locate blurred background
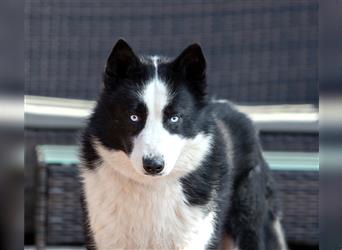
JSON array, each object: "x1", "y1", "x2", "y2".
[{"x1": 22, "y1": 0, "x2": 322, "y2": 249}]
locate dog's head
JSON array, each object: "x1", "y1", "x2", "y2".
[{"x1": 87, "y1": 39, "x2": 212, "y2": 181}]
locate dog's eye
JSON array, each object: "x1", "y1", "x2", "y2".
[
  {"x1": 170, "y1": 116, "x2": 179, "y2": 123},
  {"x1": 130, "y1": 114, "x2": 139, "y2": 122}
]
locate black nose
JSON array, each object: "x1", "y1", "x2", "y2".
[{"x1": 143, "y1": 157, "x2": 164, "y2": 175}]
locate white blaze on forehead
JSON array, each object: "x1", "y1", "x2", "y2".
[
  {"x1": 151, "y1": 55, "x2": 159, "y2": 69},
  {"x1": 141, "y1": 57, "x2": 169, "y2": 120}
]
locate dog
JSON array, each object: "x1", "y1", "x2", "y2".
[{"x1": 80, "y1": 39, "x2": 288, "y2": 250}]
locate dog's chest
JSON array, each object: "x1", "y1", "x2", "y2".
[{"x1": 82, "y1": 166, "x2": 215, "y2": 250}]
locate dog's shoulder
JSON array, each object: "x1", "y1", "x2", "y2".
[{"x1": 208, "y1": 99, "x2": 264, "y2": 180}]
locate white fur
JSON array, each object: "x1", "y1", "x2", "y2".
[
  {"x1": 211, "y1": 99, "x2": 229, "y2": 104},
  {"x1": 215, "y1": 118, "x2": 234, "y2": 168},
  {"x1": 274, "y1": 217, "x2": 287, "y2": 250},
  {"x1": 185, "y1": 211, "x2": 216, "y2": 250},
  {"x1": 169, "y1": 133, "x2": 212, "y2": 178},
  {"x1": 81, "y1": 148, "x2": 216, "y2": 249}
]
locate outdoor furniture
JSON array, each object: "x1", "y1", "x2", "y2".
[
  {"x1": 35, "y1": 146, "x2": 84, "y2": 249},
  {"x1": 35, "y1": 145, "x2": 318, "y2": 247}
]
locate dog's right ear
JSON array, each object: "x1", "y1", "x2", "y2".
[{"x1": 104, "y1": 39, "x2": 141, "y2": 84}]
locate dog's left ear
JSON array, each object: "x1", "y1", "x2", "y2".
[
  {"x1": 172, "y1": 44, "x2": 206, "y2": 99},
  {"x1": 172, "y1": 43, "x2": 206, "y2": 82}
]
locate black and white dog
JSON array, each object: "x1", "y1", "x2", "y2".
[{"x1": 80, "y1": 39, "x2": 287, "y2": 250}]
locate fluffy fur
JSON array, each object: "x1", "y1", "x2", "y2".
[{"x1": 80, "y1": 39, "x2": 287, "y2": 250}]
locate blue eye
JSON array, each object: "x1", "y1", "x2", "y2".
[
  {"x1": 130, "y1": 114, "x2": 139, "y2": 122},
  {"x1": 170, "y1": 116, "x2": 179, "y2": 123}
]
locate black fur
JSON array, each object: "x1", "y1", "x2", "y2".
[{"x1": 80, "y1": 39, "x2": 286, "y2": 250}]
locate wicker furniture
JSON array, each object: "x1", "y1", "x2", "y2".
[
  {"x1": 35, "y1": 146, "x2": 83, "y2": 248},
  {"x1": 274, "y1": 171, "x2": 318, "y2": 244},
  {"x1": 35, "y1": 146, "x2": 318, "y2": 247},
  {"x1": 36, "y1": 163, "x2": 84, "y2": 248}
]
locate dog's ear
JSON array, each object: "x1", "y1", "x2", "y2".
[
  {"x1": 172, "y1": 43, "x2": 206, "y2": 83},
  {"x1": 172, "y1": 44, "x2": 206, "y2": 100},
  {"x1": 104, "y1": 39, "x2": 141, "y2": 81}
]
